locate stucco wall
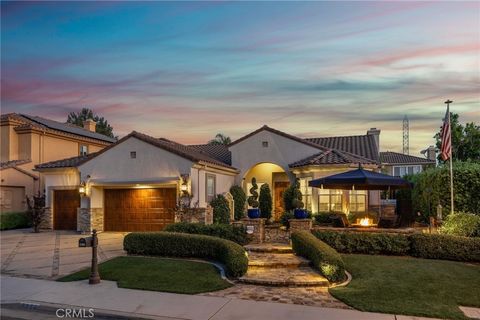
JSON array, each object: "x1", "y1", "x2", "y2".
[
  {"x1": 42, "y1": 169, "x2": 80, "y2": 207},
  {"x1": 78, "y1": 137, "x2": 194, "y2": 183},
  {"x1": 190, "y1": 166, "x2": 235, "y2": 208},
  {"x1": 0, "y1": 168, "x2": 37, "y2": 212},
  {"x1": 229, "y1": 130, "x2": 321, "y2": 184}
]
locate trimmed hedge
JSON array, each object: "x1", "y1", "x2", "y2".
[
  {"x1": 0, "y1": 212, "x2": 31, "y2": 230},
  {"x1": 124, "y1": 232, "x2": 248, "y2": 277},
  {"x1": 312, "y1": 230, "x2": 410, "y2": 255},
  {"x1": 440, "y1": 212, "x2": 480, "y2": 237},
  {"x1": 164, "y1": 222, "x2": 248, "y2": 245},
  {"x1": 409, "y1": 234, "x2": 480, "y2": 262},
  {"x1": 312, "y1": 229, "x2": 480, "y2": 262},
  {"x1": 291, "y1": 230, "x2": 346, "y2": 283}
]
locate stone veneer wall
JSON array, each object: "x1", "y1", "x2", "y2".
[
  {"x1": 77, "y1": 208, "x2": 104, "y2": 233},
  {"x1": 265, "y1": 225, "x2": 290, "y2": 243},
  {"x1": 289, "y1": 219, "x2": 313, "y2": 235},
  {"x1": 40, "y1": 207, "x2": 53, "y2": 229},
  {"x1": 174, "y1": 206, "x2": 213, "y2": 225},
  {"x1": 233, "y1": 218, "x2": 266, "y2": 244}
]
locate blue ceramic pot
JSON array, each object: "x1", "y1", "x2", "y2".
[
  {"x1": 248, "y1": 208, "x2": 261, "y2": 219},
  {"x1": 294, "y1": 209, "x2": 308, "y2": 219}
]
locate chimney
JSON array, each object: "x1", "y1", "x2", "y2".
[
  {"x1": 83, "y1": 119, "x2": 96, "y2": 132},
  {"x1": 367, "y1": 128, "x2": 381, "y2": 154},
  {"x1": 426, "y1": 145, "x2": 436, "y2": 161}
]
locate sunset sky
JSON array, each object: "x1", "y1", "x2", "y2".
[{"x1": 2, "y1": 1, "x2": 479, "y2": 155}]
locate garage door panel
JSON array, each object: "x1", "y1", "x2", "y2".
[
  {"x1": 54, "y1": 190, "x2": 80, "y2": 230},
  {"x1": 104, "y1": 188, "x2": 176, "y2": 232}
]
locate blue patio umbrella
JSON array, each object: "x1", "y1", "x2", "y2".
[{"x1": 308, "y1": 167, "x2": 411, "y2": 190}]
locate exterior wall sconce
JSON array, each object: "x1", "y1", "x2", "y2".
[
  {"x1": 79, "y1": 181, "x2": 87, "y2": 196},
  {"x1": 180, "y1": 174, "x2": 190, "y2": 196}
]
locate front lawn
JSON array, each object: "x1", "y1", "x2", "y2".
[
  {"x1": 330, "y1": 254, "x2": 480, "y2": 320},
  {"x1": 58, "y1": 256, "x2": 232, "y2": 294}
]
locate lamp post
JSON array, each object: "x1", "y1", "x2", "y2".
[{"x1": 89, "y1": 229, "x2": 101, "y2": 284}]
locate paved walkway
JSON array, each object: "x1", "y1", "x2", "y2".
[
  {"x1": 1, "y1": 275, "x2": 431, "y2": 320},
  {"x1": 1, "y1": 229, "x2": 125, "y2": 279}
]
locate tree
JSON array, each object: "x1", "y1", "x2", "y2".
[
  {"x1": 208, "y1": 133, "x2": 231, "y2": 145},
  {"x1": 434, "y1": 113, "x2": 480, "y2": 162},
  {"x1": 210, "y1": 194, "x2": 230, "y2": 224},
  {"x1": 259, "y1": 183, "x2": 272, "y2": 220},
  {"x1": 67, "y1": 108, "x2": 115, "y2": 138},
  {"x1": 26, "y1": 194, "x2": 47, "y2": 233}
]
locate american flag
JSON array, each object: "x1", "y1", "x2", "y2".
[{"x1": 440, "y1": 104, "x2": 451, "y2": 161}]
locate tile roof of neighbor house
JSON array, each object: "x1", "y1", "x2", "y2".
[
  {"x1": 188, "y1": 144, "x2": 232, "y2": 165},
  {"x1": 35, "y1": 131, "x2": 238, "y2": 171},
  {"x1": 305, "y1": 135, "x2": 380, "y2": 162},
  {"x1": 1, "y1": 113, "x2": 116, "y2": 143},
  {"x1": 380, "y1": 151, "x2": 435, "y2": 165},
  {"x1": 0, "y1": 159, "x2": 31, "y2": 170},
  {"x1": 289, "y1": 149, "x2": 377, "y2": 168}
]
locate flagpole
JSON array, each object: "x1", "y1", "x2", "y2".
[{"x1": 445, "y1": 100, "x2": 454, "y2": 215}]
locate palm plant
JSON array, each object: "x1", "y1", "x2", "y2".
[{"x1": 208, "y1": 133, "x2": 231, "y2": 145}]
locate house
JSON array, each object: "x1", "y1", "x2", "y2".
[
  {"x1": 380, "y1": 149, "x2": 436, "y2": 177},
  {"x1": 0, "y1": 113, "x2": 115, "y2": 213},
  {"x1": 35, "y1": 125, "x2": 388, "y2": 232}
]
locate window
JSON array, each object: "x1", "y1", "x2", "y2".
[
  {"x1": 299, "y1": 177, "x2": 312, "y2": 211},
  {"x1": 79, "y1": 145, "x2": 88, "y2": 156},
  {"x1": 130, "y1": 151, "x2": 137, "y2": 159},
  {"x1": 393, "y1": 165, "x2": 421, "y2": 177},
  {"x1": 206, "y1": 174, "x2": 216, "y2": 203},
  {"x1": 349, "y1": 190, "x2": 367, "y2": 213},
  {"x1": 262, "y1": 141, "x2": 269, "y2": 147},
  {"x1": 318, "y1": 189, "x2": 343, "y2": 212}
]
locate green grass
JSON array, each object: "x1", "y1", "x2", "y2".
[
  {"x1": 58, "y1": 256, "x2": 232, "y2": 294},
  {"x1": 330, "y1": 254, "x2": 480, "y2": 320},
  {"x1": 0, "y1": 212, "x2": 30, "y2": 230}
]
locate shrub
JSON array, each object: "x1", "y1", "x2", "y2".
[
  {"x1": 230, "y1": 185, "x2": 246, "y2": 220},
  {"x1": 312, "y1": 230, "x2": 410, "y2": 255},
  {"x1": 26, "y1": 194, "x2": 47, "y2": 233},
  {"x1": 409, "y1": 233, "x2": 480, "y2": 262},
  {"x1": 259, "y1": 184, "x2": 272, "y2": 220},
  {"x1": 164, "y1": 222, "x2": 248, "y2": 245},
  {"x1": 0, "y1": 212, "x2": 31, "y2": 230},
  {"x1": 210, "y1": 194, "x2": 230, "y2": 224},
  {"x1": 439, "y1": 212, "x2": 480, "y2": 237},
  {"x1": 292, "y1": 178, "x2": 304, "y2": 209},
  {"x1": 314, "y1": 212, "x2": 332, "y2": 224},
  {"x1": 291, "y1": 230, "x2": 346, "y2": 282},
  {"x1": 124, "y1": 232, "x2": 248, "y2": 277},
  {"x1": 280, "y1": 211, "x2": 312, "y2": 228},
  {"x1": 282, "y1": 183, "x2": 296, "y2": 212}
]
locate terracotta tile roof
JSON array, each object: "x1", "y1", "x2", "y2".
[
  {"x1": 289, "y1": 149, "x2": 377, "y2": 168},
  {"x1": 35, "y1": 131, "x2": 238, "y2": 171},
  {"x1": 380, "y1": 151, "x2": 435, "y2": 165},
  {"x1": 188, "y1": 144, "x2": 232, "y2": 165},
  {"x1": 305, "y1": 135, "x2": 379, "y2": 163},
  {"x1": 0, "y1": 159, "x2": 31, "y2": 170},
  {"x1": 1, "y1": 113, "x2": 116, "y2": 143},
  {"x1": 229, "y1": 125, "x2": 330, "y2": 152},
  {"x1": 35, "y1": 154, "x2": 98, "y2": 169}
]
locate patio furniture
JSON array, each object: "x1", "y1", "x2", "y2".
[
  {"x1": 331, "y1": 213, "x2": 350, "y2": 228},
  {"x1": 378, "y1": 216, "x2": 398, "y2": 228}
]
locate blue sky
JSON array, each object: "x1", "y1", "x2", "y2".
[{"x1": 2, "y1": 1, "x2": 479, "y2": 154}]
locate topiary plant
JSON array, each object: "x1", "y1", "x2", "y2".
[
  {"x1": 259, "y1": 183, "x2": 272, "y2": 220},
  {"x1": 283, "y1": 183, "x2": 296, "y2": 212},
  {"x1": 248, "y1": 177, "x2": 259, "y2": 208},
  {"x1": 292, "y1": 178, "x2": 304, "y2": 209},
  {"x1": 230, "y1": 185, "x2": 247, "y2": 220}
]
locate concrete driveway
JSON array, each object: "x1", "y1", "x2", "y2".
[{"x1": 1, "y1": 229, "x2": 126, "y2": 279}]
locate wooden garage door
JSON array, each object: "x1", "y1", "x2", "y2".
[
  {"x1": 54, "y1": 190, "x2": 80, "y2": 230},
  {"x1": 104, "y1": 188, "x2": 176, "y2": 232}
]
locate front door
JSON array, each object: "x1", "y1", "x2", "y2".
[
  {"x1": 54, "y1": 190, "x2": 80, "y2": 230},
  {"x1": 274, "y1": 181, "x2": 290, "y2": 221}
]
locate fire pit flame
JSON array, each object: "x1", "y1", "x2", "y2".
[{"x1": 359, "y1": 217, "x2": 373, "y2": 226}]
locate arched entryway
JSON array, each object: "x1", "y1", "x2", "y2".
[{"x1": 242, "y1": 162, "x2": 290, "y2": 221}]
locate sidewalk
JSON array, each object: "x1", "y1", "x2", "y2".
[{"x1": 1, "y1": 275, "x2": 434, "y2": 320}]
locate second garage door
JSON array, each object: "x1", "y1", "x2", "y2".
[{"x1": 104, "y1": 188, "x2": 176, "y2": 232}]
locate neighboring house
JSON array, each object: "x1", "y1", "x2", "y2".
[
  {"x1": 35, "y1": 125, "x2": 386, "y2": 232},
  {"x1": 380, "y1": 149, "x2": 436, "y2": 177},
  {"x1": 0, "y1": 113, "x2": 115, "y2": 213}
]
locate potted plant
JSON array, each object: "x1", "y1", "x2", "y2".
[
  {"x1": 292, "y1": 179, "x2": 307, "y2": 219},
  {"x1": 247, "y1": 177, "x2": 261, "y2": 218}
]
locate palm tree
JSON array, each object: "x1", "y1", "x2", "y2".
[{"x1": 208, "y1": 133, "x2": 231, "y2": 145}]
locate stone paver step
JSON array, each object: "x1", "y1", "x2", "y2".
[
  {"x1": 247, "y1": 253, "x2": 310, "y2": 268},
  {"x1": 244, "y1": 243, "x2": 293, "y2": 254},
  {"x1": 239, "y1": 267, "x2": 329, "y2": 287}
]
